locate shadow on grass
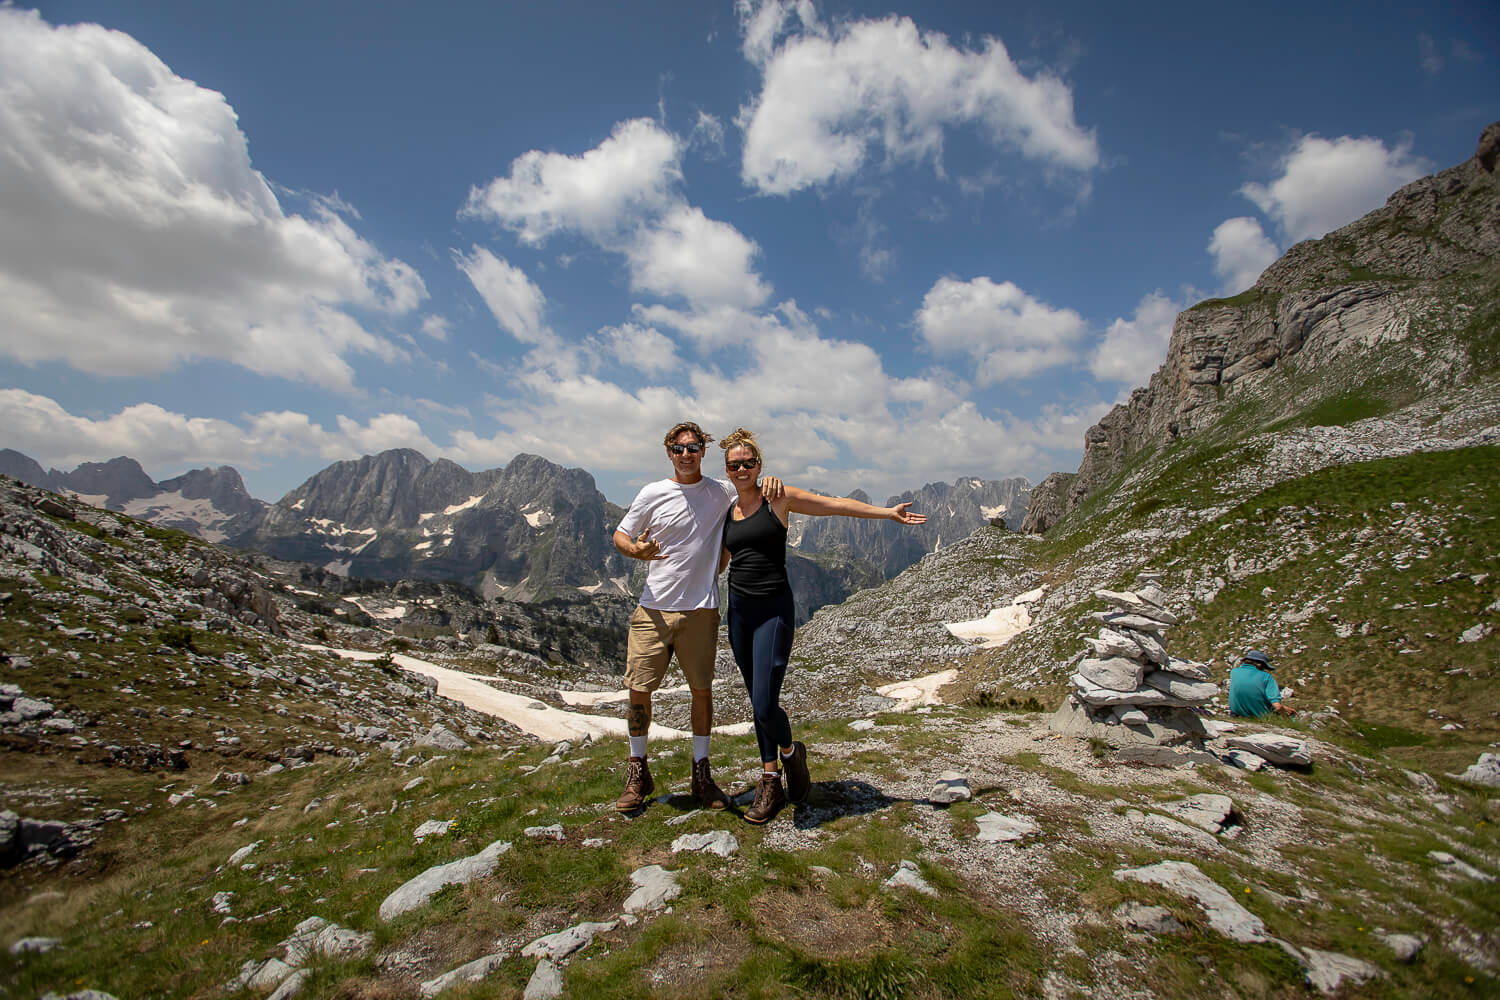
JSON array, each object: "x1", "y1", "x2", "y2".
[{"x1": 790, "y1": 778, "x2": 915, "y2": 830}]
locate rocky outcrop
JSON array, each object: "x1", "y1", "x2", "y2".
[
  {"x1": 1019, "y1": 472, "x2": 1076, "y2": 534},
  {"x1": 1028, "y1": 121, "x2": 1500, "y2": 532}
]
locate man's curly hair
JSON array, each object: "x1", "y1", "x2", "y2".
[{"x1": 663, "y1": 421, "x2": 713, "y2": 447}]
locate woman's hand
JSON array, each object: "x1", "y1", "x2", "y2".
[{"x1": 890, "y1": 502, "x2": 927, "y2": 525}]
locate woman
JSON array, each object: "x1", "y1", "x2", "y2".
[{"x1": 718, "y1": 428, "x2": 927, "y2": 824}]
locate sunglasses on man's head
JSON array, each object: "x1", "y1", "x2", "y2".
[
  {"x1": 726, "y1": 458, "x2": 760, "y2": 471},
  {"x1": 669, "y1": 442, "x2": 705, "y2": 455}
]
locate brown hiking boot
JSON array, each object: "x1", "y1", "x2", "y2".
[
  {"x1": 615, "y1": 756, "x2": 654, "y2": 813},
  {"x1": 743, "y1": 770, "x2": 785, "y2": 825},
  {"x1": 782, "y1": 741, "x2": 810, "y2": 803},
  {"x1": 691, "y1": 757, "x2": 728, "y2": 810}
]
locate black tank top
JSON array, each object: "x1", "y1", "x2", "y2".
[{"x1": 722, "y1": 500, "x2": 790, "y2": 597}]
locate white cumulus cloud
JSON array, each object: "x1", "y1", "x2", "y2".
[
  {"x1": 915, "y1": 276, "x2": 1087, "y2": 384},
  {"x1": 0, "y1": 9, "x2": 424, "y2": 391},
  {"x1": 1207, "y1": 217, "x2": 1280, "y2": 295},
  {"x1": 456, "y1": 248, "x2": 548, "y2": 345},
  {"x1": 465, "y1": 117, "x2": 770, "y2": 316},
  {"x1": 1240, "y1": 133, "x2": 1432, "y2": 244},
  {"x1": 1090, "y1": 291, "x2": 1182, "y2": 385},
  {"x1": 736, "y1": 2, "x2": 1098, "y2": 195},
  {"x1": 0, "y1": 388, "x2": 442, "y2": 478},
  {"x1": 463, "y1": 117, "x2": 681, "y2": 244}
]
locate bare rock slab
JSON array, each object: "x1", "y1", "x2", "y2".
[
  {"x1": 522, "y1": 920, "x2": 616, "y2": 961},
  {"x1": 1225, "y1": 733, "x2": 1311, "y2": 766},
  {"x1": 928, "y1": 771, "x2": 971, "y2": 804},
  {"x1": 379, "y1": 839, "x2": 512, "y2": 921},
  {"x1": 420, "y1": 952, "x2": 509, "y2": 998},
  {"x1": 623, "y1": 864, "x2": 681, "y2": 913},
  {"x1": 1300, "y1": 947, "x2": 1382, "y2": 994},
  {"x1": 524, "y1": 959, "x2": 563, "y2": 1000},
  {"x1": 1159, "y1": 793, "x2": 1235, "y2": 834},
  {"x1": 1115, "y1": 860, "x2": 1269, "y2": 943},
  {"x1": 885, "y1": 859, "x2": 938, "y2": 896},
  {"x1": 671, "y1": 830, "x2": 738, "y2": 857},
  {"x1": 1449, "y1": 752, "x2": 1500, "y2": 788},
  {"x1": 975, "y1": 812, "x2": 1038, "y2": 843}
]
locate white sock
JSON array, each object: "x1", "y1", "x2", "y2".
[
  {"x1": 629, "y1": 735, "x2": 647, "y2": 759},
  {"x1": 693, "y1": 734, "x2": 709, "y2": 762},
  {"x1": 779, "y1": 745, "x2": 795, "y2": 758}
]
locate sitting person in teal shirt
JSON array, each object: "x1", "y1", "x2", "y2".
[{"x1": 1228, "y1": 649, "x2": 1296, "y2": 718}]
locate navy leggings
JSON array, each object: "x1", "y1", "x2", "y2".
[{"x1": 726, "y1": 588, "x2": 796, "y2": 763}]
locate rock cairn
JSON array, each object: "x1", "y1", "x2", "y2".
[{"x1": 1051, "y1": 577, "x2": 1217, "y2": 744}]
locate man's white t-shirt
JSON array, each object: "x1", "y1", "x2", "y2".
[{"x1": 616, "y1": 477, "x2": 736, "y2": 611}]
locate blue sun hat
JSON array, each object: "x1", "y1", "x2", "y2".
[{"x1": 1241, "y1": 649, "x2": 1272, "y2": 669}]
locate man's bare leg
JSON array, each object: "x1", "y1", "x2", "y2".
[{"x1": 616, "y1": 689, "x2": 655, "y2": 813}]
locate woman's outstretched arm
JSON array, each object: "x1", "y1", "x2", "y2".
[{"x1": 783, "y1": 485, "x2": 927, "y2": 524}]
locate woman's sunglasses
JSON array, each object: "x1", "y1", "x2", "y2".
[{"x1": 726, "y1": 458, "x2": 760, "y2": 471}]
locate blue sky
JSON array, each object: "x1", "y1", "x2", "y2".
[{"x1": 1, "y1": 0, "x2": 1495, "y2": 506}]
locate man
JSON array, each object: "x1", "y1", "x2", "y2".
[
  {"x1": 612, "y1": 421, "x2": 781, "y2": 813},
  {"x1": 1228, "y1": 649, "x2": 1296, "y2": 718}
]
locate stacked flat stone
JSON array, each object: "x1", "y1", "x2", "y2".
[{"x1": 1065, "y1": 581, "x2": 1217, "y2": 727}]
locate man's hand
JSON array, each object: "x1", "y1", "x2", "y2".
[
  {"x1": 761, "y1": 475, "x2": 784, "y2": 501},
  {"x1": 632, "y1": 527, "x2": 664, "y2": 561}
]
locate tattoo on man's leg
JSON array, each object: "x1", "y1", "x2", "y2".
[{"x1": 628, "y1": 702, "x2": 648, "y2": 737}]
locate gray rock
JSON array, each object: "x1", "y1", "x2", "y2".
[
  {"x1": 521, "y1": 920, "x2": 616, "y2": 960},
  {"x1": 12, "y1": 697, "x2": 53, "y2": 720},
  {"x1": 420, "y1": 952, "x2": 509, "y2": 997},
  {"x1": 10, "y1": 936, "x2": 61, "y2": 955},
  {"x1": 524, "y1": 824, "x2": 565, "y2": 841},
  {"x1": 227, "y1": 841, "x2": 259, "y2": 866},
  {"x1": 622, "y1": 864, "x2": 681, "y2": 914},
  {"x1": 412, "y1": 819, "x2": 453, "y2": 842},
  {"x1": 1091, "y1": 612, "x2": 1170, "y2": 634},
  {"x1": 975, "y1": 812, "x2": 1038, "y2": 842},
  {"x1": 1083, "y1": 628, "x2": 1144, "y2": 659},
  {"x1": 1114, "y1": 901, "x2": 1184, "y2": 935},
  {"x1": 1164, "y1": 655, "x2": 1214, "y2": 681},
  {"x1": 1159, "y1": 794, "x2": 1235, "y2": 834},
  {"x1": 885, "y1": 859, "x2": 937, "y2": 896},
  {"x1": 415, "y1": 724, "x2": 469, "y2": 751},
  {"x1": 1078, "y1": 656, "x2": 1145, "y2": 692},
  {"x1": 0, "y1": 810, "x2": 19, "y2": 862},
  {"x1": 1142, "y1": 670, "x2": 1217, "y2": 703},
  {"x1": 1219, "y1": 748, "x2": 1267, "y2": 771},
  {"x1": 1449, "y1": 752, "x2": 1500, "y2": 788},
  {"x1": 524, "y1": 959, "x2": 564, "y2": 1000},
  {"x1": 1127, "y1": 628, "x2": 1170, "y2": 665},
  {"x1": 1225, "y1": 733, "x2": 1311, "y2": 766},
  {"x1": 1049, "y1": 698, "x2": 1209, "y2": 746},
  {"x1": 1379, "y1": 933, "x2": 1423, "y2": 962},
  {"x1": 354, "y1": 725, "x2": 389, "y2": 741},
  {"x1": 1113, "y1": 707, "x2": 1150, "y2": 726},
  {"x1": 1115, "y1": 860, "x2": 1269, "y2": 943},
  {"x1": 39, "y1": 993, "x2": 118, "y2": 1000},
  {"x1": 379, "y1": 839, "x2": 512, "y2": 921},
  {"x1": 1300, "y1": 947, "x2": 1382, "y2": 994},
  {"x1": 266, "y1": 969, "x2": 309, "y2": 1000},
  {"x1": 1428, "y1": 850, "x2": 1495, "y2": 882},
  {"x1": 1069, "y1": 677, "x2": 1193, "y2": 708},
  {"x1": 1095, "y1": 589, "x2": 1180, "y2": 624},
  {"x1": 670, "y1": 831, "x2": 738, "y2": 857},
  {"x1": 1132, "y1": 811, "x2": 1221, "y2": 850},
  {"x1": 928, "y1": 770, "x2": 972, "y2": 804}
]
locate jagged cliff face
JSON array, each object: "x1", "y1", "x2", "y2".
[
  {"x1": 1032, "y1": 123, "x2": 1500, "y2": 530},
  {"x1": 239, "y1": 450, "x2": 629, "y2": 600}
]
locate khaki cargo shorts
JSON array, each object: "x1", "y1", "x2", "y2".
[{"x1": 624, "y1": 606, "x2": 719, "y2": 692}]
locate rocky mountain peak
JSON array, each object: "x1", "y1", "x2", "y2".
[
  {"x1": 55, "y1": 456, "x2": 158, "y2": 504},
  {"x1": 1026, "y1": 121, "x2": 1500, "y2": 533}
]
